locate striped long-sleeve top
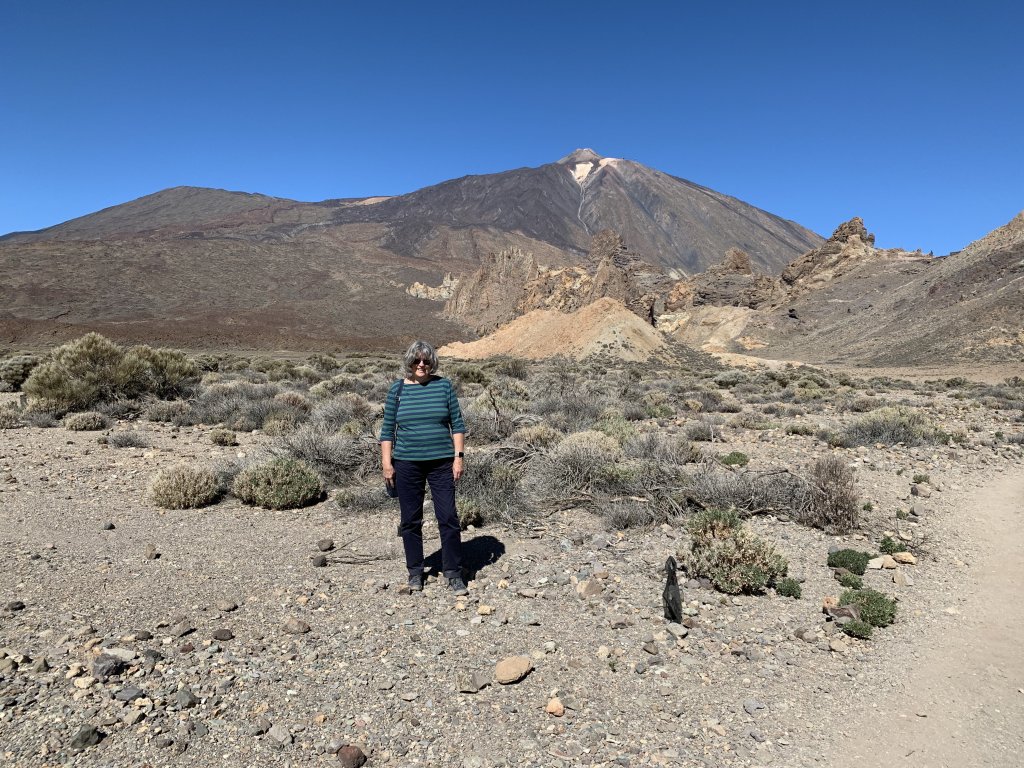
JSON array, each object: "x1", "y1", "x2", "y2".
[{"x1": 379, "y1": 376, "x2": 466, "y2": 461}]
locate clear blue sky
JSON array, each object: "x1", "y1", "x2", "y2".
[{"x1": 2, "y1": 1, "x2": 1021, "y2": 254}]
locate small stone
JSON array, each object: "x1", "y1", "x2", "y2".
[
  {"x1": 283, "y1": 618, "x2": 311, "y2": 634},
  {"x1": 893, "y1": 551, "x2": 917, "y2": 565},
  {"x1": 252, "y1": 716, "x2": 272, "y2": 735},
  {"x1": 154, "y1": 735, "x2": 175, "y2": 749},
  {"x1": 103, "y1": 647, "x2": 136, "y2": 662},
  {"x1": 910, "y1": 484, "x2": 932, "y2": 498},
  {"x1": 317, "y1": 538, "x2": 335, "y2": 552},
  {"x1": 212, "y1": 628, "x2": 234, "y2": 641},
  {"x1": 576, "y1": 579, "x2": 603, "y2": 598},
  {"x1": 216, "y1": 600, "x2": 238, "y2": 612},
  {"x1": 495, "y1": 656, "x2": 533, "y2": 684},
  {"x1": 666, "y1": 623, "x2": 689, "y2": 639},
  {"x1": 880, "y1": 555, "x2": 898, "y2": 569},
  {"x1": 115, "y1": 686, "x2": 144, "y2": 702},
  {"x1": 747, "y1": 728, "x2": 767, "y2": 743},
  {"x1": 73, "y1": 675, "x2": 96, "y2": 689},
  {"x1": 546, "y1": 697, "x2": 565, "y2": 717},
  {"x1": 866, "y1": 556, "x2": 885, "y2": 570},
  {"x1": 101, "y1": 522, "x2": 115, "y2": 530},
  {"x1": 893, "y1": 570, "x2": 909, "y2": 587},
  {"x1": 92, "y1": 654, "x2": 128, "y2": 681},
  {"x1": 477, "y1": 604, "x2": 494, "y2": 616},
  {"x1": 267, "y1": 723, "x2": 292, "y2": 745},
  {"x1": 69, "y1": 725, "x2": 104, "y2": 751},
  {"x1": 173, "y1": 687, "x2": 200, "y2": 709},
  {"x1": 170, "y1": 621, "x2": 195, "y2": 638},
  {"x1": 144, "y1": 543, "x2": 160, "y2": 560},
  {"x1": 336, "y1": 744, "x2": 368, "y2": 768},
  {"x1": 311, "y1": 554, "x2": 328, "y2": 568},
  {"x1": 743, "y1": 699, "x2": 766, "y2": 716},
  {"x1": 6, "y1": 600, "x2": 25, "y2": 612},
  {"x1": 829, "y1": 638, "x2": 848, "y2": 653},
  {"x1": 400, "y1": 691, "x2": 418, "y2": 702}
]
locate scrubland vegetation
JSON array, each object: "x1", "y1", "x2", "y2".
[{"x1": 4, "y1": 333, "x2": 1024, "y2": 641}]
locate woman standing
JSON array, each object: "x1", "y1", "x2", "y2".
[{"x1": 380, "y1": 341, "x2": 468, "y2": 595}]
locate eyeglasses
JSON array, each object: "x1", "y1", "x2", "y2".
[{"x1": 414, "y1": 359, "x2": 431, "y2": 368}]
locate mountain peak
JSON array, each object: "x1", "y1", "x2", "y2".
[{"x1": 558, "y1": 148, "x2": 604, "y2": 165}]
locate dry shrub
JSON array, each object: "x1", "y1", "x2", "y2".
[
  {"x1": 210, "y1": 428, "x2": 238, "y2": 446},
  {"x1": 839, "y1": 406, "x2": 937, "y2": 447},
  {"x1": 145, "y1": 399, "x2": 189, "y2": 423},
  {"x1": 63, "y1": 411, "x2": 110, "y2": 431},
  {"x1": 107, "y1": 431, "x2": 151, "y2": 448},
  {"x1": 0, "y1": 409, "x2": 23, "y2": 429},
  {"x1": 0, "y1": 354, "x2": 39, "y2": 389},
  {"x1": 510, "y1": 423, "x2": 562, "y2": 451},
  {"x1": 274, "y1": 390, "x2": 312, "y2": 411},
  {"x1": 279, "y1": 423, "x2": 379, "y2": 485},
  {"x1": 150, "y1": 464, "x2": 221, "y2": 509},
  {"x1": 680, "y1": 508, "x2": 788, "y2": 594},
  {"x1": 799, "y1": 455, "x2": 859, "y2": 532},
  {"x1": 623, "y1": 432, "x2": 701, "y2": 465},
  {"x1": 528, "y1": 430, "x2": 622, "y2": 502},
  {"x1": 232, "y1": 457, "x2": 323, "y2": 509},
  {"x1": 456, "y1": 450, "x2": 530, "y2": 526}
]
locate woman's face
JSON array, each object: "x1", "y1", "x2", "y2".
[{"x1": 411, "y1": 356, "x2": 433, "y2": 381}]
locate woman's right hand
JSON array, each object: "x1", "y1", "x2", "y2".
[{"x1": 383, "y1": 461, "x2": 395, "y2": 483}]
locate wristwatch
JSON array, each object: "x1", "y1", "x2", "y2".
[{"x1": 456, "y1": 451, "x2": 465, "y2": 458}]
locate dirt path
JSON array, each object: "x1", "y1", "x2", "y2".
[{"x1": 832, "y1": 470, "x2": 1024, "y2": 767}]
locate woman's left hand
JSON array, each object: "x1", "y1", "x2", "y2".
[{"x1": 452, "y1": 456, "x2": 463, "y2": 481}]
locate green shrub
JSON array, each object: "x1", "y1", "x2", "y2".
[
  {"x1": 306, "y1": 353, "x2": 339, "y2": 373},
  {"x1": 841, "y1": 619, "x2": 873, "y2": 639},
  {"x1": 150, "y1": 464, "x2": 221, "y2": 509},
  {"x1": 879, "y1": 535, "x2": 901, "y2": 555},
  {"x1": 827, "y1": 549, "x2": 872, "y2": 575},
  {"x1": 63, "y1": 411, "x2": 110, "y2": 431},
  {"x1": 912, "y1": 474, "x2": 930, "y2": 485},
  {"x1": 775, "y1": 577, "x2": 802, "y2": 599},
  {"x1": 0, "y1": 354, "x2": 39, "y2": 389},
  {"x1": 22, "y1": 334, "x2": 198, "y2": 413},
  {"x1": 719, "y1": 451, "x2": 749, "y2": 467},
  {"x1": 232, "y1": 458, "x2": 323, "y2": 509},
  {"x1": 685, "y1": 421, "x2": 719, "y2": 442},
  {"x1": 210, "y1": 428, "x2": 238, "y2": 446},
  {"x1": 840, "y1": 588, "x2": 897, "y2": 627},
  {"x1": 680, "y1": 509, "x2": 788, "y2": 594},
  {"x1": 836, "y1": 572, "x2": 864, "y2": 589}
]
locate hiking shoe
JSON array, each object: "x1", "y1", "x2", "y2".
[
  {"x1": 448, "y1": 576, "x2": 469, "y2": 596},
  {"x1": 408, "y1": 574, "x2": 424, "y2": 592}
]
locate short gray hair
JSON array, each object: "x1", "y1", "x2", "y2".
[{"x1": 402, "y1": 340, "x2": 439, "y2": 378}]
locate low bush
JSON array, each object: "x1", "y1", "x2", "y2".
[
  {"x1": 841, "y1": 619, "x2": 874, "y2": 639},
  {"x1": 827, "y1": 549, "x2": 872, "y2": 575},
  {"x1": 775, "y1": 577, "x2": 802, "y2": 599},
  {"x1": 22, "y1": 410, "x2": 57, "y2": 428},
  {"x1": 838, "y1": 406, "x2": 938, "y2": 447},
  {"x1": 685, "y1": 421, "x2": 720, "y2": 442},
  {"x1": 210, "y1": 428, "x2": 238, "y2": 446},
  {"x1": 145, "y1": 400, "x2": 189, "y2": 423},
  {"x1": 279, "y1": 423, "x2": 379, "y2": 485},
  {"x1": 493, "y1": 356, "x2": 530, "y2": 380},
  {"x1": 680, "y1": 509, "x2": 788, "y2": 594},
  {"x1": 107, "y1": 431, "x2": 150, "y2": 448},
  {"x1": 879, "y1": 535, "x2": 901, "y2": 555},
  {"x1": 798, "y1": 455, "x2": 859, "y2": 532},
  {"x1": 456, "y1": 450, "x2": 529, "y2": 526},
  {"x1": 232, "y1": 457, "x2": 323, "y2": 509},
  {"x1": 150, "y1": 464, "x2": 221, "y2": 509},
  {"x1": 63, "y1": 411, "x2": 110, "y2": 431},
  {"x1": 719, "y1": 451, "x2": 749, "y2": 467},
  {"x1": 836, "y1": 571, "x2": 864, "y2": 589},
  {"x1": 0, "y1": 354, "x2": 39, "y2": 389},
  {"x1": 785, "y1": 423, "x2": 816, "y2": 436},
  {"x1": 840, "y1": 588, "x2": 897, "y2": 627},
  {"x1": 0, "y1": 409, "x2": 23, "y2": 429},
  {"x1": 22, "y1": 334, "x2": 199, "y2": 413}
]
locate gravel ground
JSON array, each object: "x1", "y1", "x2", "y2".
[{"x1": 1, "y1": 392, "x2": 1023, "y2": 768}]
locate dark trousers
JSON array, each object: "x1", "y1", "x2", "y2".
[{"x1": 393, "y1": 458, "x2": 463, "y2": 579}]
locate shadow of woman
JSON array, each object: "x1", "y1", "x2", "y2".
[{"x1": 424, "y1": 534, "x2": 506, "y2": 579}]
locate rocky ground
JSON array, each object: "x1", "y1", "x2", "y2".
[{"x1": 1, "y1": 389, "x2": 1023, "y2": 767}]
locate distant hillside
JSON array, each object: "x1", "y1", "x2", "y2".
[{"x1": 0, "y1": 150, "x2": 823, "y2": 350}]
